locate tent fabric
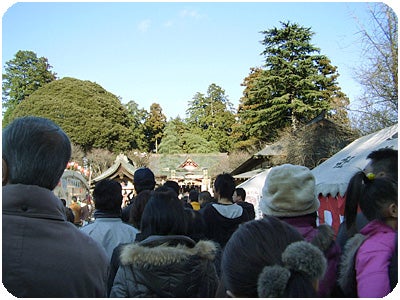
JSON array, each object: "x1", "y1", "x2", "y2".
[
  {"x1": 311, "y1": 124, "x2": 398, "y2": 198},
  {"x1": 236, "y1": 124, "x2": 398, "y2": 226},
  {"x1": 317, "y1": 194, "x2": 346, "y2": 234},
  {"x1": 237, "y1": 169, "x2": 271, "y2": 219}
]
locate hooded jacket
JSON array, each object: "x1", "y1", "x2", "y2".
[
  {"x1": 2, "y1": 184, "x2": 109, "y2": 297},
  {"x1": 200, "y1": 203, "x2": 249, "y2": 248},
  {"x1": 338, "y1": 220, "x2": 396, "y2": 297},
  {"x1": 110, "y1": 235, "x2": 218, "y2": 297}
]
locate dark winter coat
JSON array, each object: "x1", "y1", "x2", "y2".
[
  {"x1": 110, "y1": 235, "x2": 219, "y2": 297},
  {"x1": 2, "y1": 184, "x2": 109, "y2": 297}
]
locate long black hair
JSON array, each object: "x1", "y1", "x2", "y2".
[
  {"x1": 345, "y1": 171, "x2": 398, "y2": 231},
  {"x1": 140, "y1": 187, "x2": 187, "y2": 239}
]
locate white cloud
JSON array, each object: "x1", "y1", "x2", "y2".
[
  {"x1": 163, "y1": 20, "x2": 174, "y2": 28},
  {"x1": 180, "y1": 9, "x2": 205, "y2": 19},
  {"x1": 138, "y1": 19, "x2": 151, "y2": 32}
]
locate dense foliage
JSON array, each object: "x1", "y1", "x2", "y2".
[
  {"x1": 10, "y1": 77, "x2": 133, "y2": 152},
  {"x1": 234, "y1": 22, "x2": 350, "y2": 148},
  {"x1": 2, "y1": 50, "x2": 57, "y2": 124},
  {"x1": 6, "y1": 12, "x2": 390, "y2": 164}
]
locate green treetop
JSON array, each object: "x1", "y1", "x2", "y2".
[{"x1": 236, "y1": 21, "x2": 349, "y2": 147}]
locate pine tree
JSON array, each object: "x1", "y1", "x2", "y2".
[
  {"x1": 2, "y1": 50, "x2": 57, "y2": 125},
  {"x1": 186, "y1": 83, "x2": 235, "y2": 152},
  {"x1": 235, "y1": 21, "x2": 349, "y2": 147}
]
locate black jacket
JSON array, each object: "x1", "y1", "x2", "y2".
[{"x1": 110, "y1": 235, "x2": 219, "y2": 297}]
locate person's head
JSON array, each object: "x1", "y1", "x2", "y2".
[
  {"x1": 140, "y1": 186, "x2": 187, "y2": 239},
  {"x1": 363, "y1": 148, "x2": 398, "y2": 182},
  {"x1": 92, "y1": 179, "x2": 123, "y2": 213},
  {"x1": 259, "y1": 164, "x2": 319, "y2": 217},
  {"x1": 133, "y1": 167, "x2": 156, "y2": 194},
  {"x1": 163, "y1": 180, "x2": 180, "y2": 196},
  {"x1": 213, "y1": 173, "x2": 236, "y2": 201},
  {"x1": 221, "y1": 216, "x2": 326, "y2": 297},
  {"x1": 129, "y1": 189, "x2": 152, "y2": 229},
  {"x1": 2, "y1": 116, "x2": 71, "y2": 190},
  {"x1": 345, "y1": 172, "x2": 398, "y2": 230},
  {"x1": 198, "y1": 191, "x2": 213, "y2": 206},
  {"x1": 71, "y1": 195, "x2": 77, "y2": 202},
  {"x1": 184, "y1": 208, "x2": 206, "y2": 242},
  {"x1": 188, "y1": 189, "x2": 199, "y2": 202},
  {"x1": 233, "y1": 187, "x2": 246, "y2": 203}
]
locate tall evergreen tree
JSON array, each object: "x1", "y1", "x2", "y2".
[
  {"x1": 125, "y1": 100, "x2": 149, "y2": 151},
  {"x1": 158, "y1": 121, "x2": 183, "y2": 154},
  {"x1": 236, "y1": 21, "x2": 349, "y2": 147},
  {"x1": 186, "y1": 83, "x2": 235, "y2": 152},
  {"x1": 2, "y1": 50, "x2": 57, "y2": 125},
  {"x1": 144, "y1": 103, "x2": 167, "y2": 153}
]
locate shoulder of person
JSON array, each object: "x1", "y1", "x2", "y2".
[{"x1": 311, "y1": 224, "x2": 337, "y2": 252}]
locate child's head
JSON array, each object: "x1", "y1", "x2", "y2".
[
  {"x1": 221, "y1": 216, "x2": 326, "y2": 297},
  {"x1": 345, "y1": 171, "x2": 398, "y2": 229}
]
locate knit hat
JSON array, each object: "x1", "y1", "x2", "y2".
[
  {"x1": 259, "y1": 164, "x2": 319, "y2": 217},
  {"x1": 134, "y1": 167, "x2": 156, "y2": 193}
]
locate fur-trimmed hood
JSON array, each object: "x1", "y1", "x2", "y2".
[
  {"x1": 120, "y1": 236, "x2": 217, "y2": 267},
  {"x1": 337, "y1": 233, "x2": 367, "y2": 297},
  {"x1": 111, "y1": 235, "x2": 219, "y2": 297},
  {"x1": 311, "y1": 224, "x2": 336, "y2": 252}
]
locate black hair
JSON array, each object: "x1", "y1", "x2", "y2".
[
  {"x1": 214, "y1": 173, "x2": 236, "y2": 200},
  {"x1": 184, "y1": 208, "x2": 206, "y2": 242},
  {"x1": 221, "y1": 216, "x2": 317, "y2": 297},
  {"x1": 163, "y1": 180, "x2": 180, "y2": 196},
  {"x1": 366, "y1": 148, "x2": 398, "y2": 181},
  {"x1": 140, "y1": 188, "x2": 188, "y2": 239},
  {"x1": 189, "y1": 189, "x2": 199, "y2": 201},
  {"x1": 345, "y1": 172, "x2": 398, "y2": 231},
  {"x1": 129, "y1": 189, "x2": 152, "y2": 229},
  {"x1": 234, "y1": 187, "x2": 246, "y2": 200},
  {"x1": 198, "y1": 191, "x2": 214, "y2": 204},
  {"x1": 2, "y1": 116, "x2": 71, "y2": 190},
  {"x1": 92, "y1": 179, "x2": 122, "y2": 213}
]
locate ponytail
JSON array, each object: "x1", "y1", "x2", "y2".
[{"x1": 344, "y1": 172, "x2": 366, "y2": 231}]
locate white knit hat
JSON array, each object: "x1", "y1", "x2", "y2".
[{"x1": 259, "y1": 164, "x2": 319, "y2": 217}]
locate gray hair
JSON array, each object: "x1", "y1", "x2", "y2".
[{"x1": 2, "y1": 116, "x2": 71, "y2": 190}]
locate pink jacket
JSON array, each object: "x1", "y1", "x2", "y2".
[{"x1": 356, "y1": 220, "x2": 396, "y2": 297}]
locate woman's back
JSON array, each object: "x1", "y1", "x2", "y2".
[{"x1": 110, "y1": 235, "x2": 218, "y2": 297}]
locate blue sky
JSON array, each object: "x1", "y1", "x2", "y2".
[{"x1": 1, "y1": 1, "x2": 398, "y2": 119}]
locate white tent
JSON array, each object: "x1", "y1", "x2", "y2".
[
  {"x1": 237, "y1": 168, "x2": 271, "y2": 219},
  {"x1": 311, "y1": 124, "x2": 398, "y2": 231},
  {"x1": 311, "y1": 124, "x2": 398, "y2": 198},
  {"x1": 237, "y1": 124, "x2": 398, "y2": 223}
]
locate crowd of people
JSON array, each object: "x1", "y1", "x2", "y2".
[{"x1": 2, "y1": 116, "x2": 398, "y2": 298}]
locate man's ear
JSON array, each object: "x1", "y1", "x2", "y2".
[
  {"x1": 388, "y1": 203, "x2": 398, "y2": 218},
  {"x1": 2, "y1": 158, "x2": 8, "y2": 186}
]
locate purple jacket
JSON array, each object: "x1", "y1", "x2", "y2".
[
  {"x1": 280, "y1": 214, "x2": 341, "y2": 297},
  {"x1": 356, "y1": 220, "x2": 396, "y2": 297}
]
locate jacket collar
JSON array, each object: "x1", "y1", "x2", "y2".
[
  {"x1": 120, "y1": 236, "x2": 217, "y2": 267},
  {"x1": 2, "y1": 184, "x2": 66, "y2": 221}
]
